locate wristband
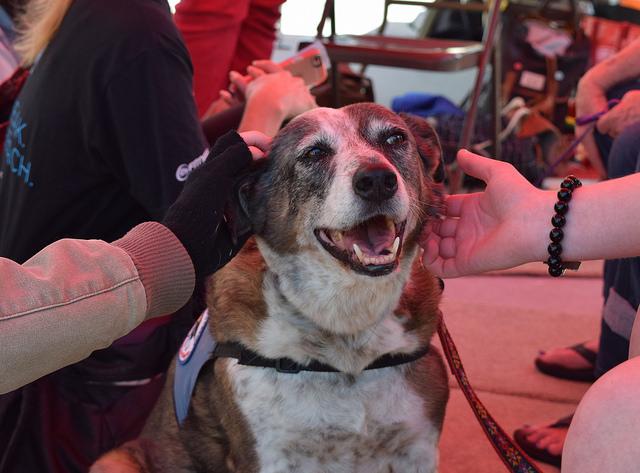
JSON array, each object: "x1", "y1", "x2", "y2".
[{"x1": 546, "y1": 175, "x2": 582, "y2": 277}]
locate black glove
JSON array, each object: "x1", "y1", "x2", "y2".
[{"x1": 162, "y1": 131, "x2": 254, "y2": 284}]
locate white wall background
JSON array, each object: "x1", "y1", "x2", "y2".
[{"x1": 168, "y1": 0, "x2": 425, "y2": 33}]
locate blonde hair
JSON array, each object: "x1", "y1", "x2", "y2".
[{"x1": 13, "y1": 0, "x2": 73, "y2": 66}]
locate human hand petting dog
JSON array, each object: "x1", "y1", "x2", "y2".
[
  {"x1": 162, "y1": 130, "x2": 270, "y2": 285},
  {"x1": 421, "y1": 150, "x2": 550, "y2": 278}
]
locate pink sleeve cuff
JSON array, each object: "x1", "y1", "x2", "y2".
[{"x1": 112, "y1": 222, "x2": 195, "y2": 319}]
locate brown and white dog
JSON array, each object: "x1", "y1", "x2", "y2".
[{"x1": 92, "y1": 103, "x2": 449, "y2": 473}]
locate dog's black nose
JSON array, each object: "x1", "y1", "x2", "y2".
[{"x1": 353, "y1": 167, "x2": 398, "y2": 202}]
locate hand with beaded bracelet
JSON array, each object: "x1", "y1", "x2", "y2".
[{"x1": 421, "y1": 149, "x2": 640, "y2": 278}]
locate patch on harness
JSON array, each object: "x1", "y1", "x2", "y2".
[
  {"x1": 174, "y1": 309, "x2": 216, "y2": 426},
  {"x1": 178, "y1": 309, "x2": 210, "y2": 364}
]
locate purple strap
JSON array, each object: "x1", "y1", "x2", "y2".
[
  {"x1": 536, "y1": 99, "x2": 620, "y2": 186},
  {"x1": 575, "y1": 99, "x2": 620, "y2": 126}
]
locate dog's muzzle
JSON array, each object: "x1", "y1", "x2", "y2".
[{"x1": 314, "y1": 216, "x2": 406, "y2": 277}]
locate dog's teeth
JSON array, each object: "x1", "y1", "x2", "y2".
[
  {"x1": 353, "y1": 242, "x2": 398, "y2": 267},
  {"x1": 390, "y1": 237, "x2": 400, "y2": 257},
  {"x1": 332, "y1": 231, "x2": 343, "y2": 243},
  {"x1": 353, "y1": 243, "x2": 365, "y2": 263}
]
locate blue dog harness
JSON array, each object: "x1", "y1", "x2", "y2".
[{"x1": 173, "y1": 309, "x2": 431, "y2": 427}]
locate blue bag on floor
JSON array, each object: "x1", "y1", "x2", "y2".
[{"x1": 391, "y1": 92, "x2": 464, "y2": 118}]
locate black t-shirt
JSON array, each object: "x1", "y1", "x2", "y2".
[{"x1": 0, "y1": 0, "x2": 207, "y2": 263}]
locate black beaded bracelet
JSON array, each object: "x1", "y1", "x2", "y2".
[{"x1": 546, "y1": 175, "x2": 582, "y2": 277}]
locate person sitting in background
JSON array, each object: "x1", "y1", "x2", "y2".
[
  {"x1": 0, "y1": 0, "x2": 284, "y2": 471},
  {"x1": 0, "y1": 0, "x2": 317, "y2": 469},
  {"x1": 576, "y1": 36, "x2": 640, "y2": 177},
  {"x1": 1, "y1": 0, "x2": 200, "y2": 464},
  {"x1": 173, "y1": 0, "x2": 285, "y2": 117},
  {"x1": 505, "y1": 35, "x2": 640, "y2": 467},
  {"x1": 510, "y1": 120, "x2": 640, "y2": 467},
  {"x1": 422, "y1": 148, "x2": 640, "y2": 473}
]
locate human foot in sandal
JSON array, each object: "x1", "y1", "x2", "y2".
[
  {"x1": 513, "y1": 414, "x2": 573, "y2": 467},
  {"x1": 535, "y1": 339, "x2": 598, "y2": 382}
]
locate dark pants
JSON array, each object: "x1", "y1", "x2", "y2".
[{"x1": 594, "y1": 119, "x2": 640, "y2": 378}]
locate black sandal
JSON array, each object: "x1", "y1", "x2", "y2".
[
  {"x1": 535, "y1": 342, "x2": 597, "y2": 382},
  {"x1": 513, "y1": 414, "x2": 573, "y2": 468}
]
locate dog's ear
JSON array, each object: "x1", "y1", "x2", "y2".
[
  {"x1": 224, "y1": 159, "x2": 269, "y2": 245},
  {"x1": 399, "y1": 113, "x2": 445, "y2": 183}
]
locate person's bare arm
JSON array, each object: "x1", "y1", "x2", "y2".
[
  {"x1": 581, "y1": 37, "x2": 640, "y2": 92},
  {"x1": 559, "y1": 172, "x2": 640, "y2": 261},
  {"x1": 575, "y1": 37, "x2": 640, "y2": 177}
]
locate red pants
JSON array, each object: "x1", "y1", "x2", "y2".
[{"x1": 174, "y1": 0, "x2": 284, "y2": 116}]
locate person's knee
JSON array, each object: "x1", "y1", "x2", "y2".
[{"x1": 563, "y1": 357, "x2": 640, "y2": 472}]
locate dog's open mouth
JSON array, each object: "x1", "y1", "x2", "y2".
[{"x1": 314, "y1": 216, "x2": 406, "y2": 277}]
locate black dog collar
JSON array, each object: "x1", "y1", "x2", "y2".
[{"x1": 212, "y1": 341, "x2": 430, "y2": 374}]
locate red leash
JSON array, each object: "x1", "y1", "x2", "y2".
[{"x1": 437, "y1": 312, "x2": 544, "y2": 473}]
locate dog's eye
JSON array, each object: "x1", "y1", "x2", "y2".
[
  {"x1": 302, "y1": 147, "x2": 329, "y2": 160},
  {"x1": 384, "y1": 133, "x2": 405, "y2": 146}
]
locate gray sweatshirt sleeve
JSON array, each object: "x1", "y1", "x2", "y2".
[{"x1": 0, "y1": 222, "x2": 194, "y2": 394}]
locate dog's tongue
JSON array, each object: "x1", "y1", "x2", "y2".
[{"x1": 343, "y1": 216, "x2": 396, "y2": 256}]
